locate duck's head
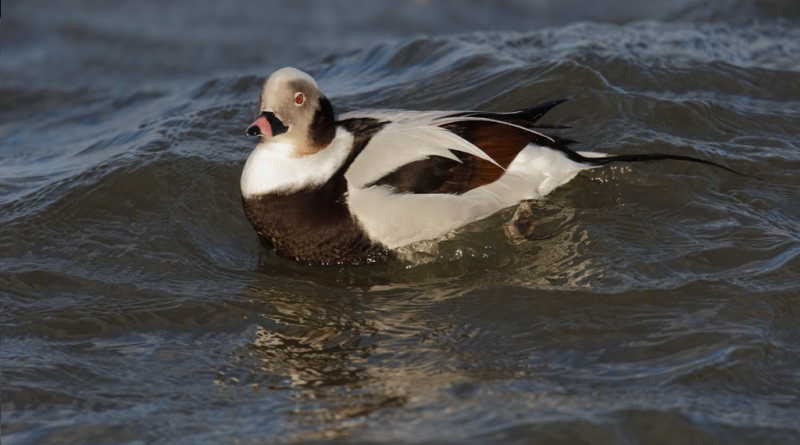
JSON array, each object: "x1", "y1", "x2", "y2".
[{"x1": 246, "y1": 67, "x2": 335, "y2": 156}]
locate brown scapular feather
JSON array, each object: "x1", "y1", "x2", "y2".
[{"x1": 438, "y1": 120, "x2": 568, "y2": 194}]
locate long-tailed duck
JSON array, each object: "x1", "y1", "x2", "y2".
[{"x1": 241, "y1": 67, "x2": 744, "y2": 265}]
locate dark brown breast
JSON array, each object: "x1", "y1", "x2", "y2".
[{"x1": 242, "y1": 185, "x2": 392, "y2": 265}]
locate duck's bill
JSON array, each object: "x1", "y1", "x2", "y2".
[
  {"x1": 246, "y1": 115, "x2": 272, "y2": 137},
  {"x1": 246, "y1": 112, "x2": 288, "y2": 138}
]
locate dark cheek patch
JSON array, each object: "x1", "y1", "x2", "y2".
[{"x1": 309, "y1": 96, "x2": 336, "y2": 149}]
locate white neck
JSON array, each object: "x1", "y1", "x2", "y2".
[{"x1": 240, "y1": 130, "x2": 353, "y2": 197}]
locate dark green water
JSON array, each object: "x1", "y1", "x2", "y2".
[{"x1": 2, "y1": 1, "x2": 799, "y2": 444}]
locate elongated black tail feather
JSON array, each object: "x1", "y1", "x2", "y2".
[
  {"x1": 440, "y1": 99, "x2": 757, "y2": 180},
  {"x1": 577, "y1": 152, "x2": 758, "y2": 179}
]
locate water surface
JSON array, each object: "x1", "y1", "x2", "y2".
[{"x1": 2, "y1": 1, "x2": 799, "y2": 444}]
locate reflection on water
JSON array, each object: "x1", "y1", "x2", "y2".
[
  {"x1": 222, "y1": 206, "x2": 602, "y2": 435},
  {"x1": 244, "y1": 291, "x2": 381, "y2": 390},
  {"x1": 217, "y1": 287, "x2": 422, "y2": 436}
]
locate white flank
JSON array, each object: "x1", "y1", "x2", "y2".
[
  {"x1": 348, "y1": 143, "x2": 597, "y2": 248},
  {"x1": 240, "y1": 130, "x2": 354, "y2": 197}
]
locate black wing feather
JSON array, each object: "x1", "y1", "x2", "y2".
[{"x1": 366, "y1": 152, "x2": 474, "y2": 194}]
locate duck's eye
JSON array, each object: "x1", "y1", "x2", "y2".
[{"x1": 294, "y1": 93, "x2": 304, "y2": 105}]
